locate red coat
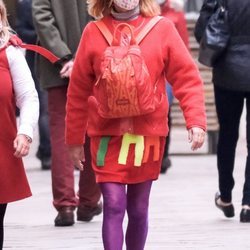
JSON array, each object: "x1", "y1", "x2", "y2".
[
  {"x1": 0, "y1": 47, "x2": 31, "y2": 204},
  {"x1": 66, "y1": 15, "x2": 206, "y2": 145}
]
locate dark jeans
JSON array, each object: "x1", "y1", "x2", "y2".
[
  {"x1": 163, "y1": 110, "x2": 171, "y2": 159},
  {"x1": 37, "y1": 85, "x2": 51, "y2": 157},
  {"x1": 163, "y1": 84, "x2": 173, "y2": 159},
  {"x1": 214, "y1": 85, "x2": 250, "y2": 205}
]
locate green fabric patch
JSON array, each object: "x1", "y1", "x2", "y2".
[{"x1": 96, "y1": 136, "x2": 111, "y2": 167}]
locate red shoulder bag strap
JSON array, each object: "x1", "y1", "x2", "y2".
[
  {"x1": 9, "y1": 35, "x2": 59, "y2": 64},
  {"x1": 19, "y1": 44, "x2": 59, "y2": 64},
  {"x1": 94, "y1": 16, "x2": 163, "y2": 45}
]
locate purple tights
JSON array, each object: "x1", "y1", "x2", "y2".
[{"x1": 99, "y1": 181, "x2": 152, "y2": 250}]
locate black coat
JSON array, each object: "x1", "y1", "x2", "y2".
[
  {"x1": 15, "y1": 0, "x2": 36, "y2": 77},
  {"x1": 15, "y1": 0, "x2": 36, "y2": 44},
  {"x1": 195, "y1": 0, "x2": 250, "y2": 92}
]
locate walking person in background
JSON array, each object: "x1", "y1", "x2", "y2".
[
  {"x1": 159, "y1": 0, "x2": 189, "y2": 48},
  {"x1": 195, "y1": 0, "x2": 250, "y2": 222},
  {"x1": 0, "y1": 0, "x2": 39, "y2": 248},
  {"x1": 66, "y1": 0, "x2": 206, "y2": 249},
  {"x1": 32, "y1": 0, "x2": 102, "y2": 227},
  {"x1": 15, "y1": 0, "x2": 51, "y2": 170},
  {"x1": 157, "y1": 0, "x2": 189, "y2": 173},
  {"x1": 3, "y1": 0, "x2": 15, "y2": 27}
]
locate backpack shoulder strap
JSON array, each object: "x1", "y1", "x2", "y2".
[
  {"x1": 136, "y1": 16, "x2": 163, "y2": 44},
  {"x1": 94, "y1": 16, "x2": 163, "y2": 46},
  {"x1": 94, "y1": 20, "x2": 113, "y2": 46}
]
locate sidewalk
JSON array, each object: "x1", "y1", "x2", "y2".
[{"x1": 4, "y1": 128, "x2": 250, "y2": 250}]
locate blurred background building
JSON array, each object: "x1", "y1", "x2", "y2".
[{"x1": 4, "y1": 0, "x2": 204, "y2": 27}]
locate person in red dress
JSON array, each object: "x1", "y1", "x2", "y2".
[
  {"x1": 65, "y1": 0, "x2": 206, "y2": 249},
  {"x1": 0, "y1": 1, "x2": 39, "y2": 248}
]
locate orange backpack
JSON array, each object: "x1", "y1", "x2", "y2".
[{"x1": 94, "y1": 16, "x2": 162, "y2": 119}]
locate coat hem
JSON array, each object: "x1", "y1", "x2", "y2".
[{"x1": 0, "y1": 192, "x2": 32, "y2": 204}]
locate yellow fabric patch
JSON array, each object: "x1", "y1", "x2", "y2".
[{"x1": 118, "y1": 133, "x2": 144, "y2": 167}]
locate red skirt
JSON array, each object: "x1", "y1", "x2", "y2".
[
  {"x1": 90, "y1": 134, "x2": 166, "y2": 184},
  {"x1": 0, "y1": 141, "x2": 31, "y2": 204}
]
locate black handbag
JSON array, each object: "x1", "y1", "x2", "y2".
[{"x1": 198, "y1": 0, "x2": 230, "y2": 67}]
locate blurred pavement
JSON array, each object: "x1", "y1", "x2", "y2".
[{"x1": 4, "y1": 127, "x2": 250, "y2": 250}]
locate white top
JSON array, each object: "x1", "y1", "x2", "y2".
[{"x1": 6, "y1": 46, "x2": 39, "y2": 140}]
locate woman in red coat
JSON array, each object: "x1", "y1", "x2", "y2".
[
  {"x1": 66, "y1": 0, "x2": 206, "y2": 249},
  {"x1": 0, "y1": 1, "x2": 39, "y2": 248}
]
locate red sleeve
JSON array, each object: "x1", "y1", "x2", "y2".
[
  {"x1": 163, "y1": 20, "x2": 206, "y2": 130},
  {"x1": 65, "y1": 23, "x2": 95, "y2": 145}
]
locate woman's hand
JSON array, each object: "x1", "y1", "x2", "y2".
[
  {"x1": 188, "y1": 127, "x2": 206, "y2": 151},
  {"x1": 13, "y1": 134, "x2": 32, "y2": 158},
  {"x1": 68, "y1": 145, "x2": 85, "y2": 171}
]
